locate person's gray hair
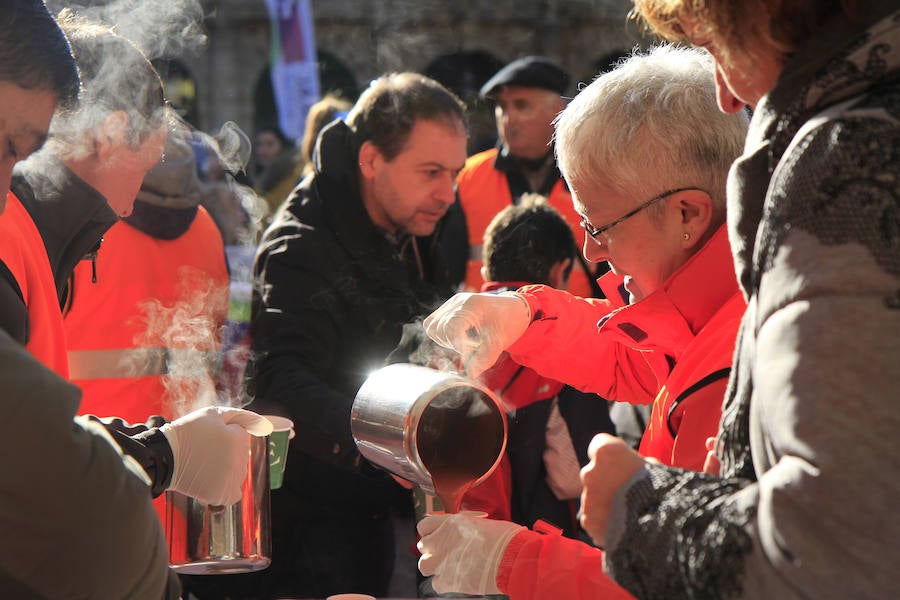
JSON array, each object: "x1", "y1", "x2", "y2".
[
  {"x1": 49, "y1": 10, "x2": 166, "y2": 157},
  {"x1": 554, "y1": 44, "x2": 748, "y2": 221}
]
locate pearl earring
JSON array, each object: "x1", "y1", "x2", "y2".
[{"x1": 683, "y1": 233, "x2": 691, "y2": 241}]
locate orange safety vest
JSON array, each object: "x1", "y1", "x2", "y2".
[
  {"x1": 0, "y1": 191, "x2": 69, "y2": 377},
  {"x1": 456, "y1": 148, "x2": 597, "y2": 298},
  {"x1": 65, "y1": 206, "x2": 229, "y2": 423}
]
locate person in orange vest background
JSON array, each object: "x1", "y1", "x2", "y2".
[
  {"x1": 65, "y1": 123, "x2": 232, "y2": 533},
  {"x1": 65, "y1": 126, "x2": 230, "y2": 424},
  {"x1": 457, "y1": 55, "x2": 604, "y2": 298}
]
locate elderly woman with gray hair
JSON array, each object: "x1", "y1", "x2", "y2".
[{"x1": 416, "y1": 45, "x2": 749, "y2": 600}]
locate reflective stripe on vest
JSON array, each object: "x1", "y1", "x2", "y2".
[{"x1": 67, "y1": 347, "x2": 220, "y2": 379}]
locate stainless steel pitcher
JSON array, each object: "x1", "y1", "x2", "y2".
[
  {"x1": 351, "y1": 363, "x2": 507, "y2": 499},
  {"x1": 165, "y1": 433, "x2": 271, "y2": 574}
]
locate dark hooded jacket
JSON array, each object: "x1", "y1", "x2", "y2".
[{"x1": 249, "y1": 118, "x2": 467, "y2": 505}]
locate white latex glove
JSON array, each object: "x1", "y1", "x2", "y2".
[
  {"x1": 423, "y1": 291, "x2": 531, "y2": 378},
  {"x1": 160, "y1": 407, "x2": 273, "y2": 506},
  {"x1": 417, "y1": 511, "x2": 524, "y2": 595}
]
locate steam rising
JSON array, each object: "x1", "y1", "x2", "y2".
[
  {"x1": 208, "y1": 121, "x2": 253, "y2": 178},
  {"x1": 189, "y1": 120, "x2": 268, "y2": 246},
  {"x1": 390, "y1": 319, "x2": 461, "y2": 373},
  {"x1": 135, "y1": 266, "x2": 229, "y2": 418},
  {"x1": 45, "y1": 0, "x2": 207, "y2": 60}
]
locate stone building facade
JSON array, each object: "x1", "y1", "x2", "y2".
[{"x1": 159, "y1": 0, "x2": 648, "y2": 150}]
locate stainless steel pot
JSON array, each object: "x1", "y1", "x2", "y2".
[
  {"x1": 351, "y1": 363, "x2": 507, "y2": 505},
  {"x1": 165, "y1": 433, "x2": 271, "y2": 574}
]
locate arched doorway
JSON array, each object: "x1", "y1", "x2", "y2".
[
  {"x1": 425, "y1": 50, "x2": 505, "y2": 156},
  {"x1": 152, "y1": 59, "x2": 199, "y2": 127},
  {"x1": 253, "y1": 49, "x2": 359, "y2": 135}
]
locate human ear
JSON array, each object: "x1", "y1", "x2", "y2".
[
  {"x1": 678, "y1": 190, "x2": 714, "y2": 247},
  {"x1": 357, "y1": 141, "x2": 379, "y2": 178},
  {"x1": 96, "y1": 110, "x2": 130, "y2": 162},
  {"x1": 548, "y1": 258, "x2": 573, "y2": 290}
]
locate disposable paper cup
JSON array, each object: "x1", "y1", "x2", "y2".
[{"x1": 264, "y1": 415, "x2": 295, "y2": 490}]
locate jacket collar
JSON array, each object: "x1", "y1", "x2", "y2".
[
  {"x1": 594, "y1": 224, "x2": 739, "y2": 361},
  {"x1": 492, "y1": 143, "x2": 566, "y2": 196},
  {"x1": 12, "y1": 151, "x2": 117, "y2": 301},
  {"x1": 729, "y1": 5, "x2": 900, "y2": 295}
]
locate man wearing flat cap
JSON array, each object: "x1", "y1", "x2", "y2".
[{"x1": 457, "y1": 56, "x2": 602, "y2": 297}]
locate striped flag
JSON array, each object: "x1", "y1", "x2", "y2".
[{"x1": 264, "y1": 0, "x2": 320, "y2": 141}]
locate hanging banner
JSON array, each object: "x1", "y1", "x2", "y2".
[{"x1": 264, "y1": 0, "x2": 320, "y2": 142}]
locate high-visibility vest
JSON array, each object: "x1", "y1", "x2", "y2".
[
  {"x1": 65, "y1": 206, "x2": 229, "y2": 422},
  {"x1": 0, "y1": 191, "x2": 69, "y2": 377},
  {"x1": 456, "y1": 148, "x2": 598, "y2": 298}
]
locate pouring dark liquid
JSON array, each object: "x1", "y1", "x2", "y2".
[{"x1": 416, "y1": 385, "x2": 506, "y2": 512}]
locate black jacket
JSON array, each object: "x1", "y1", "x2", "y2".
[
  {"x1": 249, "y1": 119, "x2": 467, "y2": 507},
  {"x1": 506, "y1": 386, "x2": 616, "y2": 539}
]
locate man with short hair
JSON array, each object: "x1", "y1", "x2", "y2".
[
  {"x1": 458, "y1": 55, "x2": 603, "y2": 297},
  {"x1": 246, "y1": 72, "x2": 469, "y2": 599}
]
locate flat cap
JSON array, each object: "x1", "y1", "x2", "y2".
[{"x1": 479, "y1": 56, "x2": 570, "y2": 98}]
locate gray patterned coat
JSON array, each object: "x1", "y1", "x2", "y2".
[{"x1": 603, "y1": 5, "x2": 900, "y2": 599}]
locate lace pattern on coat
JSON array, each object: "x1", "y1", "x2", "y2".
[
  {"x1": 606, "y1": 465, "x2": 755, "y2": 600},
  {"x1": 760, "y1": 93, "x2": 900, "y2": 280}
]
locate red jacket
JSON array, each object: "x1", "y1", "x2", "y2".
[
  {"x1": 65, "y1": 207, "x2": 228, "y2": 422},
  {"x1": 456, "y1": 148, "x2": 597, "y2": 298},
  {"x1": 0, "y1": 191, "x2": 69, "y2": 377},
  {"x1": 495, "y1": 225, "x2": 744, "y2": 600}
]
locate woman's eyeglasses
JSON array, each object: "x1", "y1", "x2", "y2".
[{"x1": 580, "y1": 186, "x2": 705, "y2": 243}]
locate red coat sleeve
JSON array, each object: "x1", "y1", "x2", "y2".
[
  {"x1": 497, "y1": 528, "x2": 636, "y2": 600},
  {"x1": 508, "y1": 285, "x2": 666, "y2": 405}
]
